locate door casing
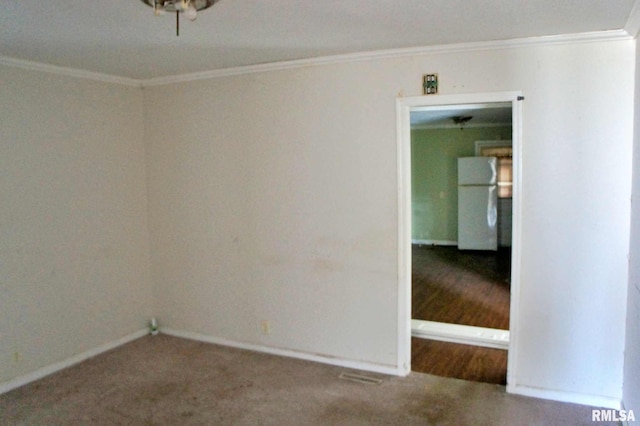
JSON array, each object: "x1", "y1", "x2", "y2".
[{"x1": 395, "y1": 91, "x2": 523, "y2": 392}]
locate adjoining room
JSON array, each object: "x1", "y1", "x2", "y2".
[{"x1": 407, "y1": 104, "x2": 513, "y2": 384}]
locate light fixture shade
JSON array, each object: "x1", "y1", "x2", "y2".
[
  {"x1": 185, "y1": 3, "x2": 198, "y2": 21},
  {"x1": 174, "y1": 0, "x2": 187, "y2": 12},
  {"x1": 140, "y1": 0, "x2": 214, "y2": 13},
  {"x1": 141, "y1": 0, "x2": 215, "y2": 36}
]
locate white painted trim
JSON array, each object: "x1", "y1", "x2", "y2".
[
  {"x1": 506, "y1": 97, "x2": 523, "y2": 393},
  {"x1": 396, "y1": 97, "x2": 413, "y2": 377},
  {"x1": 0, "y1": 56, "x2": 142, "y2": 87},
  {"x1": 140, "y1": 30, "x2": 630, "y2": 87},
  {"x1": 474, "y1": 140, "x2": 512, "y2": 156},
  {"x1": 412, "y1": 239, "x2": 457, "y2": 246},
  {"x1": 412, "y1": 320, "x2": 509, "y2": 350},
  {"x1": 396, "y1": 91, "x2": 523, "y2": 385},
  {"x1": 397, "y1": 93, "x2": 523, "y2": 109},
  {"x1": 509, "y1": 385, "x2": 622, "y2": 410},
  {"x1": 0, "y1": 329, "x2": 148, "y2": 395},
  {"x1": 1, "y1": 30, "x2": 630, "y2": 87},
  {"x1": 624, "y1": 0, "x2": 640, "y2": 38},
  {"x1": 161, "y1": 328, "x2": 404, "y2": 377}
]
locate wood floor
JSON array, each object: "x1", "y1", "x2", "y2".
[
  {"x1": 411, "y1": 245, "x2": 511, "y2": 384},
  {"x1": 412, "y1": 245, "x2": 511, "y2": 328},
  {"x1": 412, "y1": 338, "x2": 508, "y2": 385}
]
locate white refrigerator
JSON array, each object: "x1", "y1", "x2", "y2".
[{"x1": 457, "y1": 157, "x2": 498, "y2": 251}]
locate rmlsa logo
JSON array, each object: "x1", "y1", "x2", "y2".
[{"x1": 591, "y1": 409, "x2": 635, "y2": 422}]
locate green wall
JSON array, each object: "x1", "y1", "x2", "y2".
[{"x1": 411, "y1": 126, "x2": 512, "y2": 243}]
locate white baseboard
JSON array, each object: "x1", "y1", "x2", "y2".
[
  {"x1": 0, "y1": 329, "x2": 148, "y2": 395},
  {"x1": 161, "y1": 328, "x2": 402, "y2": 377},
  {"x1": 507, "y1": 384, "x2": 622, "y2": 410},
  {"x1": 412, "y1": 239, "x2": 457, "y2": 246}
]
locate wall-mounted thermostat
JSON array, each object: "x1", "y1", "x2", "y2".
[{"x1": 423, "y1": 74, "x2": 438, "y2": 95}]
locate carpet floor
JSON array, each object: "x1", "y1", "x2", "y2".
[{"x1": 0, "y1": 335, "x2": 618, "y2": 425}]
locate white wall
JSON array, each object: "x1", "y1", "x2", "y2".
[
  {"x1": 144, "y1": 65, "x2": 401, "y2": 366},
  {"x1": 509, "y1": 43, "x2": 633, "y2": 407},
  {"x1": 623, "y1": 39, "x2": 640, "y2": 414},
  {"x1": 0, "y1": 66, "x2": 152, "y2": 385},
  {"x1": 145, "y1": 39, "x2": 634, "y2": 404}
]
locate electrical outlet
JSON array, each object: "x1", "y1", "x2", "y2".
[{"x1": 260, "y1": 320, "x2": 271, "y2": 335}]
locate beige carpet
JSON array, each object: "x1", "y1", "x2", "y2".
[{"x1": 0, "y1": 335, "x2": 618, "y2": 425}]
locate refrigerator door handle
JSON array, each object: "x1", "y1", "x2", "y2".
[{"x1": 487, "y1": 185, "x2": 497, "y2": 229}]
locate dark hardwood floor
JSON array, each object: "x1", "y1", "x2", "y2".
[
  {"x1": 412, "y1": 245, "x2": 511, "y2": 329},
  {"x1": 411, "y1": 245, "x2": 511, "y2": 384},
  {"x1": 412, "y1": 338, "x2": 508, "y2": 385}
]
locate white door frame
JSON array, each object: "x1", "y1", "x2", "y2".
[{"x1": 395, "y1": 91, "x2": 523, "y2": 390}]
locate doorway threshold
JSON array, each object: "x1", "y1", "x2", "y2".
[{"x1": 412, "y1": 319, "x2": 509, "y2": 350}]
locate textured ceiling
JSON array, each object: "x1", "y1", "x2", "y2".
[{"x1": 0, "y1": 0, "x2": 636, "y2": 80}]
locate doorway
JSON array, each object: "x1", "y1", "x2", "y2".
[{"x1": 396, "y1": 92, "x2": 522, "y2": 388}]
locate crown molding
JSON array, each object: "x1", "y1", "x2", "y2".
[
  {"x1": 140, "y1": 29, "x2": 632, "y2": 87},
  {"x1": 625, "y1": 0, "x2": 640, "y2": 38},
  {"x1": 0, "y1": 29, "x2": 632, "y2": 88},
  {"x1": 0, "y1": 56, "x2": 142, "y2": 88}
]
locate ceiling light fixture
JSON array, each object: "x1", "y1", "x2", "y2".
[
  {"x1": 140, "y1": 0, "x2": 216, "y2": 36},
  {"x1": 452, "y1": 116, "x2": 473, "y2": 130}
]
